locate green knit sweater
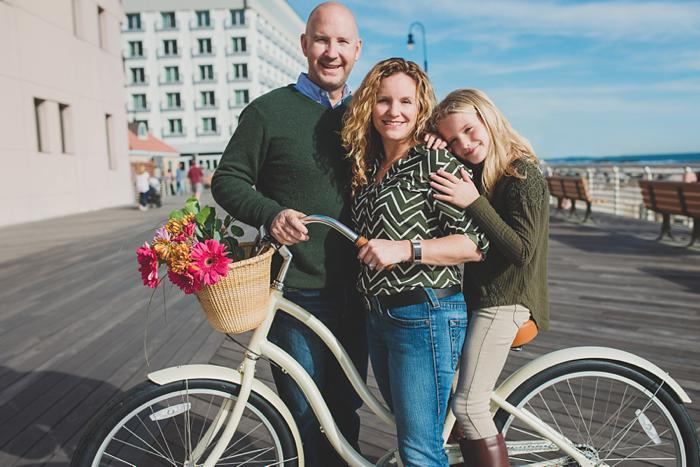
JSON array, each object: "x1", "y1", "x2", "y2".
[
  {"x1": 462, "y1": 159, "x2": 550, "y2": 330},
  {"x1": 211, "y1": 85, "x2": 355, "y2": 289}
]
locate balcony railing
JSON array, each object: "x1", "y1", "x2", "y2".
[
  {"x1": 225, "y1": 47, "x2": 249, "y2": 57},
  {"x1": 163, "y1": 129, "x2": 187, "y2": 138},
  {"x1": 160, "y1": 102, "x2": 184, "y2": 112},
  {"x1": 124, "y1": 51, "x2": 147, "y2": 60},
  {"x1": 123, "y1": 26, "x2": 145, "y2": 33},
  {"x1": 226, "y1": 72, "x2": 251, "y2": 83},
  {"x1": 157, "y1": 49, "x2": 181, "y2": 59},
  {"x1": 196, "y1": 127, "x2": 221, "y2": 136},
  {"x1": 224, "y1": 20, "x2": 247, "y2": 29},
  {"x1": 159, "y1": 76, "x2": 183, "y2": 85},
  {"x1": 155, "y1": 20, "x2": 180, "y2": 32},
  {"x1": 128, "y1": 78, "x2": 149, "y2": 87},
  {"x1": 193, "y1": 73, "x2": 217, "y2": 84},
  {"x1": 127, "y1": 104, "x2": 150, "y2": 112},
  {"x1": 189, "y1": 20, "x2": 214, "y2": 30},
  {"x1": 191, "y1": 46, "x2": 216, "y2": 57},
  {"x1": 194, "y1": 100, "x2": 219, "y2": 110},
  {"x1": 228, "y1": 99, "x2": 248, "y2": 109}
]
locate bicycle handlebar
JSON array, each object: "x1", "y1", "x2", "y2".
[{"x1": 302, "y1": 214, "x2": 368, "y2": 248}]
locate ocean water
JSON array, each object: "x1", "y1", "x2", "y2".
[{"x1": 543, "y1": 152, "x2": 700, "y2": 165}]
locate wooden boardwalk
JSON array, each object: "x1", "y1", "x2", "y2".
[{"x1": 0, "y1": 194, "x2": 698, "y2": 465}]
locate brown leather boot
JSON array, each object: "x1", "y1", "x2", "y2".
[{"x1": 458, "y1": 433, "x2": 510, "y2": 467}]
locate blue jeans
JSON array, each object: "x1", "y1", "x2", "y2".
[
  {"x1": 366, "y1": 289, "x2": 467, "y2": 467},
  {"x1": 269, "y1": 285, "x2": 368, "y2": 467}
]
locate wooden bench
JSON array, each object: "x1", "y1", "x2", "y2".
[
  {"x1": 546, "y1": 175, "x2": 593, "y2": 222},
  {"x1": 638, "y1": 180, "x2": 700, "y2": 246}
]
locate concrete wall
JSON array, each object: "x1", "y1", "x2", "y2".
[{"x1": 0, "y1": 0, "x2": 133, "y2": 227}]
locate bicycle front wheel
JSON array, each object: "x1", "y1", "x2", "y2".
[
  {"x1": 72, "y1": 379, "x2": 299, "y2": 466},
  {"x1": 494, "y1": 360, "x2": 699, "y2": 466}
]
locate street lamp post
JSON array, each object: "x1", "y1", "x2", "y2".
[{"x1": 407, "y1": 21, "x2": 428, "y2": 73}]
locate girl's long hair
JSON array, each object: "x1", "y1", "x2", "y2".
[
  {"x1": 432, "y1": 89, "x2": 539, "y2": 199},
  {"x1": 342, "y1": 58, "x2": 436, "y2": 197}
]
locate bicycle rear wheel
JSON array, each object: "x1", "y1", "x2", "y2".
[
  {"x1": 494, "y1": 360, "x2": 699, "y2": 466},
  {"x1": 72, "y1": 379, "x2": 298, "y2": 466}
]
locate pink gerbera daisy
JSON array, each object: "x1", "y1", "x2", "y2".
[
  {"x1": 167, "y1": 269, "x2": 202, "y2": 294},
  {"x1": 182, "y1": 222, "x2": 196, "y2": 238},
  {"x1": 136, "y1": 242, "x2": 159, "y2": 288},
  {"x1": 190, "y1": 239, "x2": 232, "y2": 286}
]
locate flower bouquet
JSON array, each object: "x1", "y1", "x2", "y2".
[{"x1": 136, "y1": 198, "x2": 274, "y2": 333}]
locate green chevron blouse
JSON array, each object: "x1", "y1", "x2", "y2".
[{"x1": 352, "y1": 145, "x2": 489, "y2": 296}]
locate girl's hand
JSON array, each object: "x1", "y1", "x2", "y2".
[
  {"x1": 424, "y1": 133, "x2": 448, "y2": 150},
  {"x1": 430, "y1": 167, "x2": 479, "y2": 209},
  {"x1": 358, "y1": 239, "x2": 412, "y2": 271}
]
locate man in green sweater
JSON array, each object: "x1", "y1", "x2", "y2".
[{"x1": 211, "y1": 3, "x2": 364, "y2": 466}]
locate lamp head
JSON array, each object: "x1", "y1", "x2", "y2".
[{"x1": 407, "y1": 32, "x2": 414, "y2": 50}]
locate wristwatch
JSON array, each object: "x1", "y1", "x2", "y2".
[{"x1": 411, "y1": 239, "x2": 423, "y2": 264}]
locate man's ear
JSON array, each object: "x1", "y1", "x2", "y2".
[
  {"x1": 355, "y1": 38, "x2": 363, "y2": 61},
  {"x1": 300, "y1": 33, "x2": 308, "y2": 58}
]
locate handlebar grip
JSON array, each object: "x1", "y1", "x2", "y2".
[{"x1": 355, "y1": 236, "x2": 396, "y2": 271}]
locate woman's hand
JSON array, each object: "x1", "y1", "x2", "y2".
[
  {"x1": 430, "y1": 167, "x2": 480, "y2": 209},
  {"x1": 424, "y1": 133, "x2": 448, "y2": 150},
  {"x1": 358, "y1": 239, "x2": 412, "y2": 271}
]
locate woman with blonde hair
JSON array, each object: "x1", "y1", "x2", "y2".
[
  {"x1": 342, "y1": 59, "x2": 489, "y2": 466},
  {"x1": 429, "y1": 89, "x2": 550, "y2": 466}
]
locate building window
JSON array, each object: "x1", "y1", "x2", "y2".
[
  {"x1": 128, "y1": 40, "x2": 143, "y2": 57},
  {"x1": 130, "y1": 67, "x2": 146, "y2": 84},
  {"x1": 169, "y1": 118, "x2": 183, "y2": 135},
  {"x1": 197, "y1": 38, "x2": 213, "y2": 55},
  {"x1": 163, "y1": 39, "x2": 178, "y2": 56},
  {"x1": 235, "y1": 89, "x2": 249, "y2": 106},
  {"x1": 231, "y1": 36, "x2": 246, "y2": 52},
  {"x1": 230, "y1": 9, "x2": 245, "y2": 25},
  {"x1": 126, "y1": 13, "x2": 141, "y2": 31},
  {"x1": 164, "y1": 65, "x2": 180, "y2": 83},
  {"x1": 132, "y1": 94, "x2": 147, "y2": 110},
  {"x1": 135, "y1": 119, "x2": 149, "y2": 132},
  {"x1": 59, "y1": 103, "x2": 73, "y2": 154},
  {"x1": 202, "y1": 117, "x2": 217, "y2": 133},
  {"x1": 34, "y1": 98, "x2": 48, "y2": 152},
  {"x1": 97, "y1": 6, "x2": 107, "y2": 49},
  {"x1": 201, "y1": 90, "x2": 215, "y2": 107},
  {"x1": 105, "y1": 114, "x2": 116, "y2": 169},
  {"x1": 166, "y1": 92, "x2": 181, "y2": 108},
  {"x1": 199, "y1": 64, "x2": 214, "y2": 81},
  {"x1": 233, "y1": 63, "x2": 248, "y2": 79},
  {"x1": 196, "y1": 10, "x2": 210, "y2": 27},
  {"x1": 161, "y1": 11, "x2": 176, "y2": 29}
]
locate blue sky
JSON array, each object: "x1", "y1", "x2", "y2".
[{"x1": 286, "y1": 0, "x2": 700, "y2": 159}]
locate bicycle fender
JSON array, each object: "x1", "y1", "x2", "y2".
[
  {"x1": 493, "y1": 346, "x2": 691, "y2": 415},
  {"x1": 148, "y1": 364, "x2": 304, "y2": 465}
]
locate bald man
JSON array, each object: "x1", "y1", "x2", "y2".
[{"x1": 212, "y1": 3, "x2": 365, "y2": 466}]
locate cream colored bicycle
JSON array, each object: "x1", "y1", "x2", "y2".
[{"x1": 72, "y1": 215, "x2": 699, "y2": 467}]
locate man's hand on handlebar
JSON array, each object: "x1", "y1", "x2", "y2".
[
  {"x1": 270, "y1": 209, "x2": 309, "y2": 245},
  {"x1": 358, "y1": 239, "x2": 411, "y2": 272}
]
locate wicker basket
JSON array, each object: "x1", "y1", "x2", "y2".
[{"x1": 195, "y1": 246, "x2": 274, "y2": 333}]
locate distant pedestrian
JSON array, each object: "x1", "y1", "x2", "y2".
[
  {"x1": 165, "y1": 169, "x2": 175, "y2": 195},
  {"x1": 175, "y1": 162, "x2": 186, "y2": 195},
  {"x1": 135, "y1": 165, "x2": 150, "y2": 211},
  {"x1": 187, "y1": 160, "x2": 204, "y2": 200}
]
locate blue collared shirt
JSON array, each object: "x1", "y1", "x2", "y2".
[{"x1": 294, "y1": 73, "x2": 351, "y2": 109}]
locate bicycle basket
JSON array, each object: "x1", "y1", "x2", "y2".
[{"x1": 195, "y1": 246, "x2": 274, "y2": 333}]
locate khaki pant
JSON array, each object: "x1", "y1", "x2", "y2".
[{"x1": 451, "y1": 304, "x2": 530, "y2": 439}]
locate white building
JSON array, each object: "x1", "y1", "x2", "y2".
[
  {"x1": 0, "y1": 0, "x2": 132, "y2": 227},
  {"x1": 121, "y1": 0, "x2": 306, "y2": 163}
]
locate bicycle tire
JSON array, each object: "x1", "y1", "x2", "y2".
[
  {"x1": 71, "y1": 378, "x2": 299, "y2": 466},
  {"x1": 493, "y1": 359, "x2": 699, "y2": 466}
]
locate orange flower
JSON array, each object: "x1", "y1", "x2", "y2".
[{"x1": 167, "y1": 242, "x2": 192, "y2": 274}]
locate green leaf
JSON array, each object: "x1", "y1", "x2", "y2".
[
  {"x1": 195, "y1": 225, "x2": 203, "y2": 238},
  {"x1": 230, "y1": 225, "x2": 244, "y2": 237},
  {"x1": 169, "y1": 210, "x2": 184, "y2": 220},
  {"x1": 185, "y1": 198, "x2": 198, "y2": 214},
  {"x1": 224, "y1": 215, "x2": 232, "y2": 227},
  {"x1": 196, "y1": 206, "x2": 212, "y2": 225},
  {"x1": 213, "y1": 231, "x2": 221, "y2": 241}
]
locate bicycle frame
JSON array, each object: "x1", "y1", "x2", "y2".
[{"x1": 147, "y1": 215, "x2": 693, "y2": 467}]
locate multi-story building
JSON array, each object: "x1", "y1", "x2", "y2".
[
  {"x1": 121, "y1": 0, "x2": 306, "y2": 167},
  {"x1": 0, "y1": 0, "x2": 132, "y2": 227}
]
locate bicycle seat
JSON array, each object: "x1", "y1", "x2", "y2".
[{"x1": 511, "y1": 319, "x2": 538, "y2": 350}]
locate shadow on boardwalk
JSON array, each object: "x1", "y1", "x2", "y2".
[{"x1": 1, "y1": 200, "x2": 698, "y2": 465}]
